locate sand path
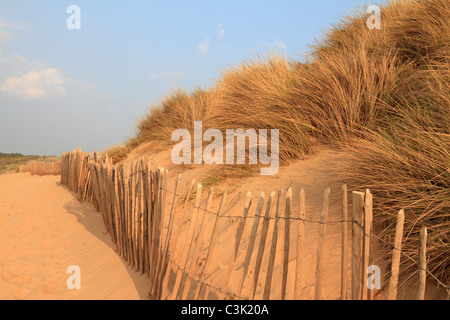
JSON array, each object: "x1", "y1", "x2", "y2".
[{"x1": 0, "y1": 173, "x2": 149, "y2": 300}]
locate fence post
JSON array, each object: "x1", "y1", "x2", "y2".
[
  {"x1": 362, "y1": 189, "x2": 373, "y2": 300},
  {"x1": 341, "y1": 185, "x2": 348, "y2": 300},
  {"x1": 352, "y1": 191, "x2": 365, "y2": 300},
  {"x1": 141, "y1": 162, "x2": 149, "y2": 274},
  {"x1": 181, "y1": 187, "x2": 213, "y2": 300},
  {"x1": 250, "y1": 191, "x2": 275, "y2": 300},
  {"x1": 150, "y1": 168, "x2": 166, "y2": 295},
  {"x1": 154, "y1": 174, "x2": 181, "y2": 299},
  {"x1": 194, "y1": 190, "x2": 227, "y2": 300},
  {"x1": 147, "y1": 169, "x2": 155, "y2": 276},
  {"x1": 237, "y1": 192, "x2": 265, "y2": 298},
  {"x1": 263, "y1": 188, "x2": 282, "y2": 300},
  {"x1": 161, "y1": 180, "x2": 195, "y2": 299},
  {"x1": 315, "y1": 188, "x2": 330, "y2": 300},
  {"x1": 130, "y1": 161, "x2": 137, "y2": 270},
  {"x1": 388, "y1": 209, "x2": 405, "y2": 300},
  {"x1": 294, "y1": 189, "x2": 306, "y2": 299},
  {"x1": 170, "y1": 183, "x2": 202, "y2": 300},
  {"x1": 281, "y1": 187, "x2": 292, "y2": 300},
  {"x1": 137, "y1": 160, "x2": 143, "y2": 273},
  {"x1": 125, "y1": 162, "x2": 132, "y2": 266},
  {"x1": 415, "y1": 227, "x2": 427, "y2": 300},
  {"x1": 218, "y1": 191, "x2": 254, "y2": 300}
]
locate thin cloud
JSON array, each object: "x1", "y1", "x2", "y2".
[
  {"x1": 1, "y1": 68, "x2": 66, "y2": 100},
  {"x1": 0, "y1": 19, "x2": 27, "y2": 42},
  {"x1": 216, "y1": 23, "x2": 225, "y2": 40},
  {"x1": 0, "y1": 29, "x2": 14, "y2": 42},
  {"x1": 0, "y1": 19, "x2": 27, "y2": 30},
  {"x1": 198, "y1": 37, "x2": 210, "y2": 54},
  {"x1": 269, "y1": 39, "x2": 288, "y2": 52}
]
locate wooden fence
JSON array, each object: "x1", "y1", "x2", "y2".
[
  {"x1": 60, "y1": 148, "x2": 441, "y2": 300},
  {"x1": 17, "y1": 160, "x2": 61, "y2": 176}
]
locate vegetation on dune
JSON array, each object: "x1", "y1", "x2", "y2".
[
  {"x1": 0, "y1": 152, "x2": 59, "y2": 174},
  {"x1": 108, "y1": 0, "x2": 449, "y2": 291}
]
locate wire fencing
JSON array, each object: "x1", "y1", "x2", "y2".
[
  {"x1": 17, "y1": 160, "x2": 61, "y2": 176},
  {"x1": 60, "y1": 148, "x2": 449, "y2": 300}
]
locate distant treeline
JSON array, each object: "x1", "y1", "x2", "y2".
[{"x1": 0, "y1": 152, "x2": 40, "y2": 158}]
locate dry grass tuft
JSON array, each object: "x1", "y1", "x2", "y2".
[{"x1": 108, "y1": 0, "x2": 449, "y2": 288}]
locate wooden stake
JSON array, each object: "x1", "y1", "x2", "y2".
[
  {"x1": 194, "y1": 190, "x2": 227, "y2": 300},
  {"x1": 263, "y1": 188, "x2": 282, "y2": 300},
  {"x1": 341, "y1": 185, "x2": 348, "y2": 300},
  {"x1": 281, "y1": 188, "x2": 292, "y2": 300},
  {"x1": 416, "y1": 227, "x2": 427, "y2": 300},
  {"x1": 218, "y1": 191, "x2": 253, "y2": 300},
  {"x1": 181, "y1": 187, "x2": 213, "y2": 300},
  {"x1": 129, "y1": 163, "x2": 136, "y2": 265},
  {"x1": 141, "y1": 163, "x2": 149, "y2": 274},
  {"x1": 155, "y1": 174, "x2": 181, "y2": 299},
  {"x1": 315, "y1": 188, "x2": 330, "y2": 300},
  {"x1": 388, "y1": 209, "x2": 405, "y2": 300},
  {"x1": 352, "y1": 191, "x2": 365, "y2": 300},
  {"x1": 119, "y1": 164, "x2": 126, "y2": 259},
  {"x1": 161, "y1": 180, "x2": 195, "y2": 299},
  {"x1": 250, "y1": 191, "x2": 275, "y2": 300},
  {"x1": 362, "y1": 189, "x2": 373, "y2": 300},
  {"x1": 236, "y1": 193, "x2": 265, "y2": 298},
  {"x1": 137, "y1": 161, "x2": 143, "y2": 273},
  {"x1": 294, "y1": 189, "x2": 306, "y2": 299},
  {"x1": 170, "y1": 183, "x2": 203, "y2": 300},
  {"x1": 150, "y1": 168, "x2": 165, "y2": 294}
]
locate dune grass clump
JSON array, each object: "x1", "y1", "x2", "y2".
[
  {"x1": 336, "y1": 0, "x2": 449, "y2": 287},
  {"x1": 137, "y1": 87, "x2": 219, "y2": 143},
  {"x1": 213, "y1": 55, "x2": 318, "y2": 162},
  {"x1": 108, "y1": 87, "x2": 219, "y2": 163},
  {"x1": 346, "y1": 60, "x2": 449, "y2": 287},
  {"x1": 109, "y1": 0, "x2": 449, "y2": 289}
]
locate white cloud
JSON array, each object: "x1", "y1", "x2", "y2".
[
  {"x1": 149, "y1": 71, "x2": 184, "y2": 80},
  {"x1": 216, "y1": 24, "x2": 225, "y2": 40},
  {"x1": 218, "y1": 29, "x2": 225, "y2": 40},
  {"x1": 0, "y1": 54, "x2": 46, "y2": 83},
  {"x1": 198, "y1": 37, "x2": 210, "y2": 54},
  {"x1": 0, "y1": 29, "x2": 14, "y2": 42},
  {"x1": 0, "y1": 19, "x2": 27, "y2": 43},
  {"x1": 269, "y1": 39, "x2": 288, "y2": 52},
  {"x1": 0, "y1": 20, "x2": 27, "y2": 30},
  {"x1": 1, "y1": 68, "x2": 66, "y2": 99}
]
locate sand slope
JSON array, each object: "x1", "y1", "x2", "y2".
[
  {"x1": 128, "y1": 145, "x2": 366, "y2": 300},
  {"x1": 0, "y1": 149, "x2": 443, "y2": 300},
  {"x1": 0, "y1": 173, "x2": 149, "y2": 300}
]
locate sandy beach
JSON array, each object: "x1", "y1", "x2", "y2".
[
  {"x1": 1, "y1": 150, "x2": 355, "y2": 300},
  {"x1": 0, "y1": 173, "x2": 149, "y2": 300}
]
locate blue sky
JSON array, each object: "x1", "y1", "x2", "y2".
[{"x1": 0, "y1": 0, "x2": 385, "y2": 156}]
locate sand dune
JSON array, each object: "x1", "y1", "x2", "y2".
[
  {"x1": 1, "y1": 151, "x2": 439, "y2": 300},
  {"x1": 0, "y1": 173, "x2": 149, "y2": 300},
  {"x1": 129, "y1": 146, "x2": 370, "y2": 300},
  {"x1": 1, "y1": 149, "x2": 356, "y2": 300}
]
